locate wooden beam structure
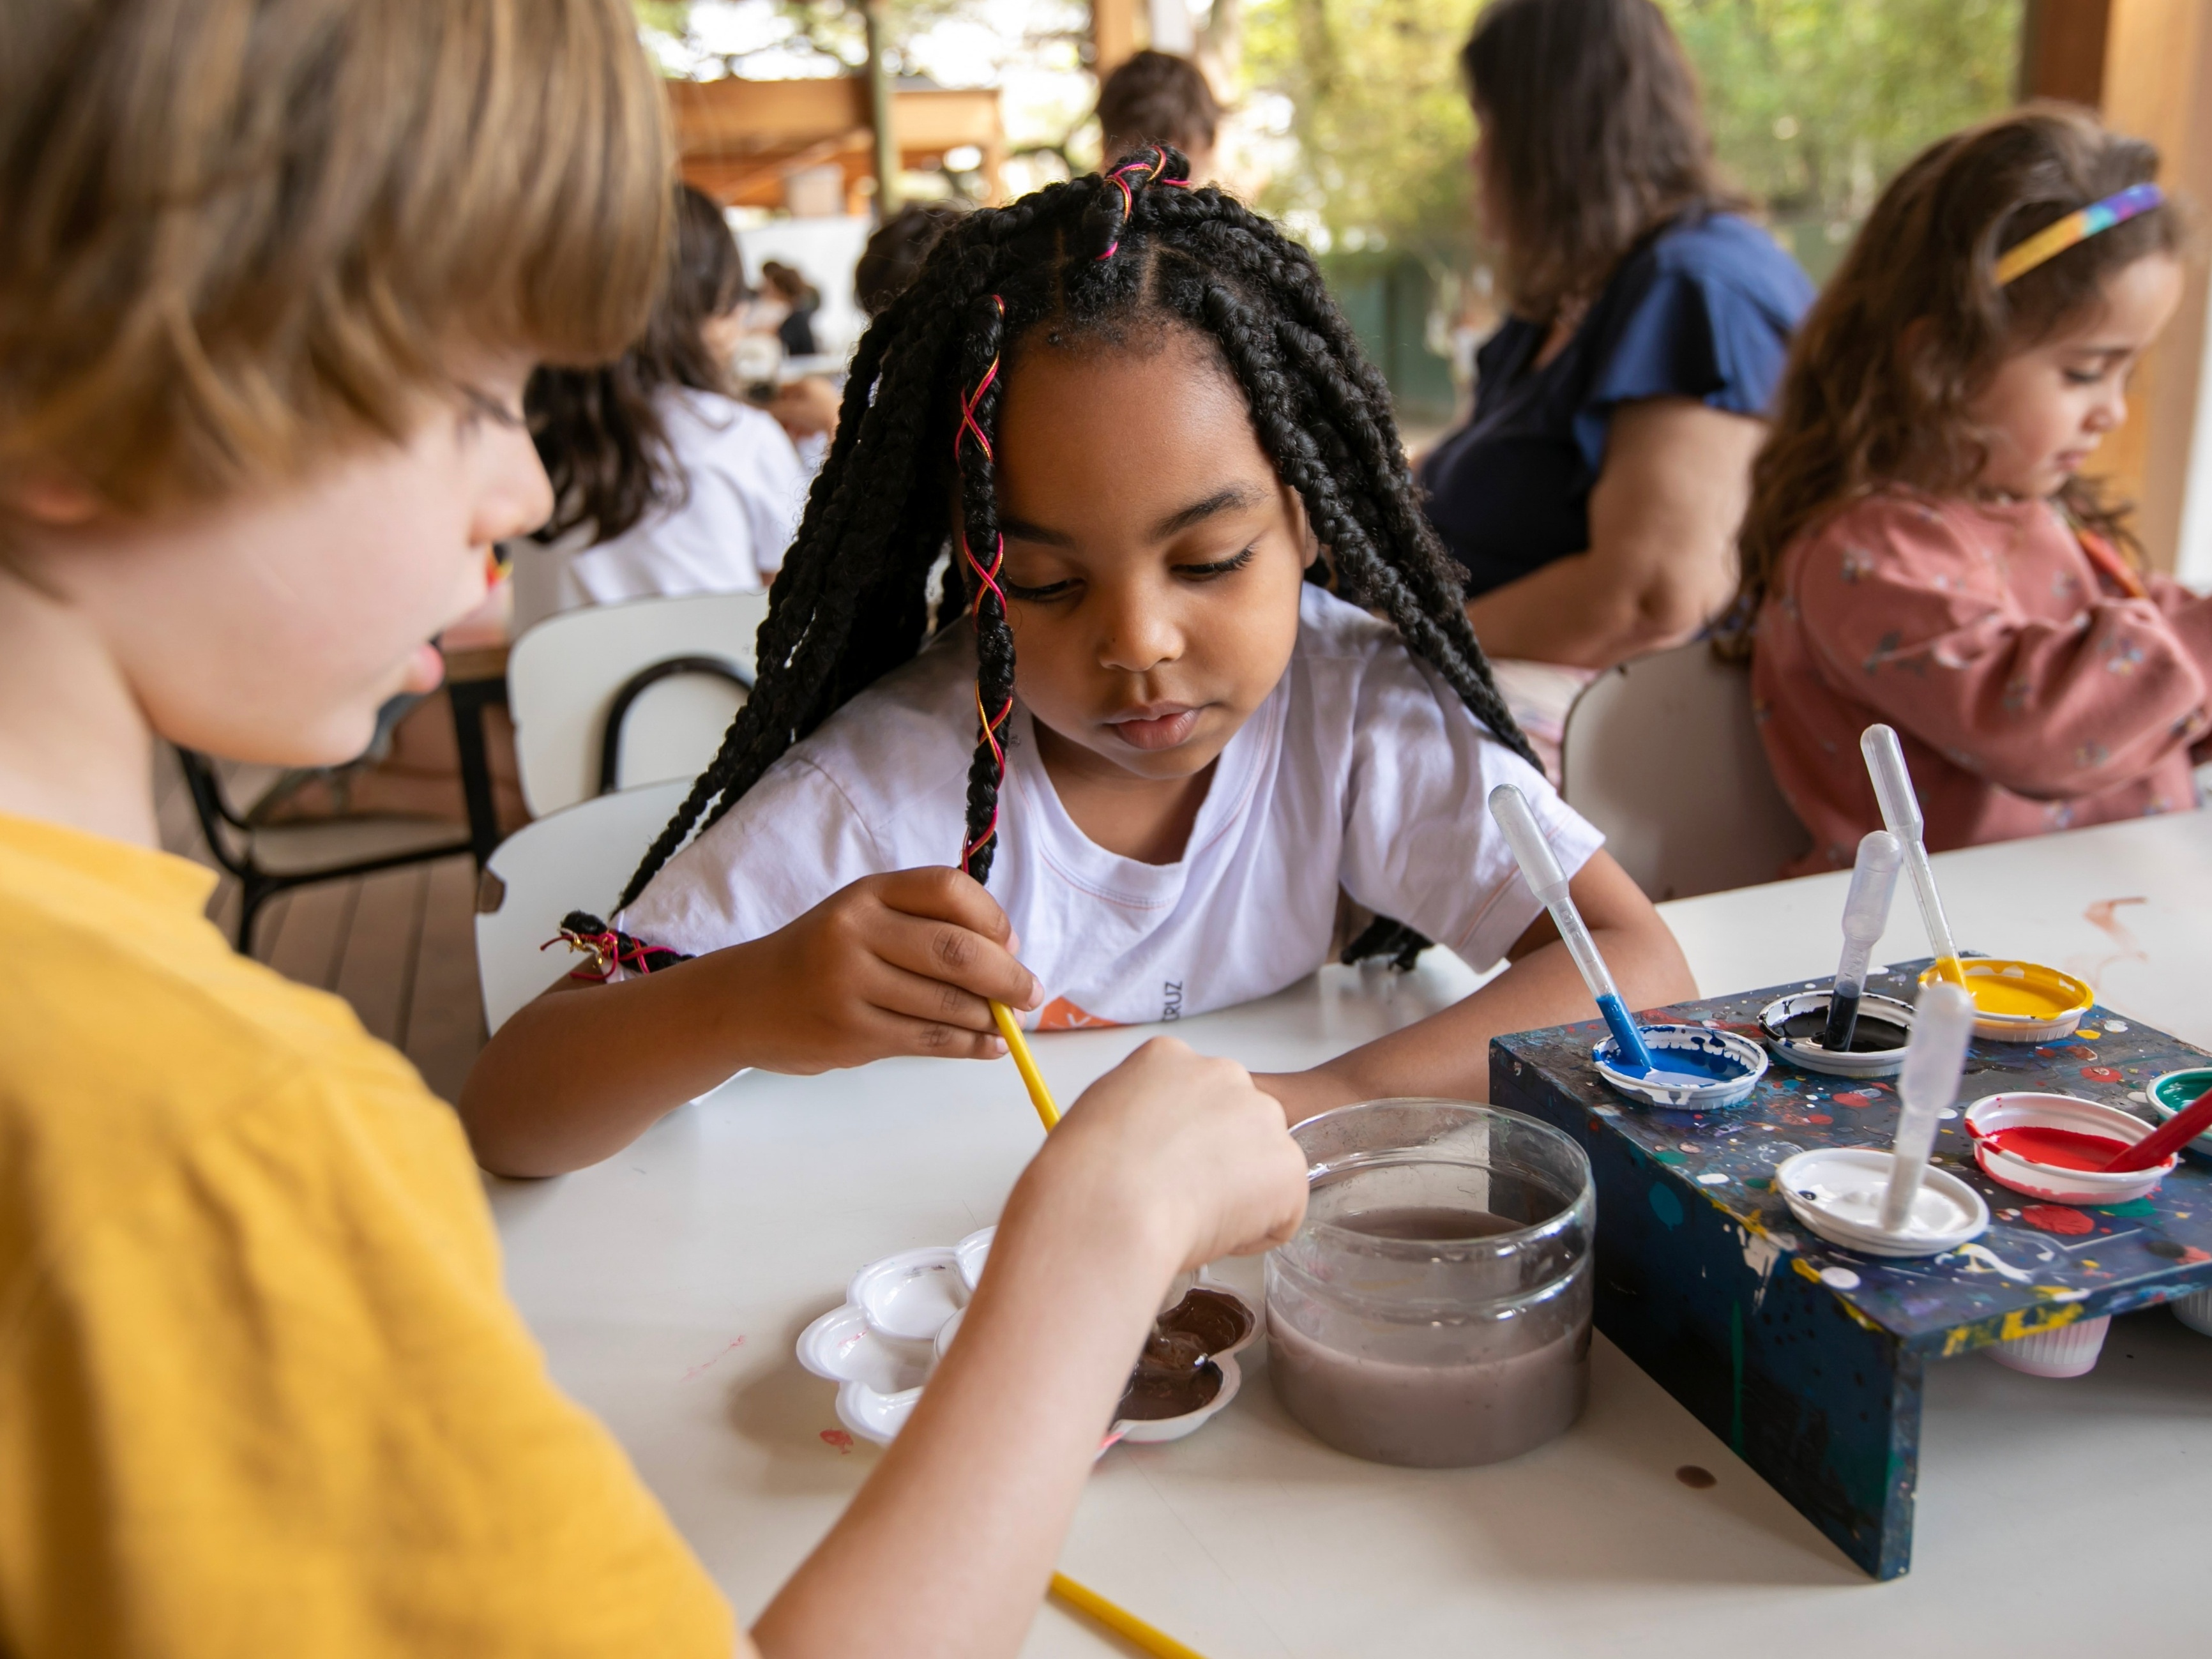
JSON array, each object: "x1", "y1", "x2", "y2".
[
  {"x1": 2020, "y1": 0, "x2": 2212, "y2": 575},
  {"x1": 668, "y1": 79, "x2": 1005, "y2": 213},
  {"x1": 1093, "y1": 0, "x2": 1137, "y2": 75}
]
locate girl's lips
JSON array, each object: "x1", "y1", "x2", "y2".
[{"x1": 1105, "y1": 706, "x2": 1201, "y2": 750}]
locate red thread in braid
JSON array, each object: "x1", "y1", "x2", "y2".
[
  {"x1": 1096, "y1": 149, "x2": 1190, "y2": 261},
  {"x1": 955, "y1": 296, "x2": 1004, "y2": 462},
  {"x1": 958, "y1": 294, "x2": 1016, "y2": 875},
  {"x1": 543, "y1": 923, "x2": 663, "y2": 982}
]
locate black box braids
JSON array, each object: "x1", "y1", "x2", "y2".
[{"x1": 616, "y1": 147, "x2": 1536, "y2": 977}]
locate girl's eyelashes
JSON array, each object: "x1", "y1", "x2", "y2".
[
  {"x1": 1003, "y1": 575, "x2": 1077, "y2": 602},
  {"x1": 1000, "y1": 545, "x2": 1257, "y2": 603},
  {"x1": 1176, "y1": 544, "x2": 1257, "y2": 580}
]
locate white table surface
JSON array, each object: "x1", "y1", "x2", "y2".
[{"x1": 491, "y1": 808, "x2": 2212, "y2": 1657}]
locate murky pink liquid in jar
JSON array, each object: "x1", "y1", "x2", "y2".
[{"x1": 1268, "y1": 1206, "x2": 1590, "y2": 1468}]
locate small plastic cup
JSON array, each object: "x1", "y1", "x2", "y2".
[
  {"x1": 1987, "y1": 1315, "x2": 2109, "y2": 1378},
  {"x1": 2172, "y1": 1289, "x2": 2212, "y2": 1338}
]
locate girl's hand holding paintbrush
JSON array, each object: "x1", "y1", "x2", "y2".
[
  {"x1": 462, "y1": 867, "x2": 1042, "y2": 1176},
  {"x1": 754, "y1": 1038, "x2": 1304, "y2": 1659}
]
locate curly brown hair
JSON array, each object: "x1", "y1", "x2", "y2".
[{"x1": 1724, "y1": 105, "x2": 2185, "y2": 654}]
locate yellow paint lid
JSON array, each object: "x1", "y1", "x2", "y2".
[{"x1": 1916, "y1": 958, "x2": 2093, "y2": 1041}]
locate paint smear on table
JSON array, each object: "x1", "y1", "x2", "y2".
[
  {"x1": 820, "y1": 1429, "x2": 855, "y2": 1453},
  {"x1": 681, "y1": 1337, "x2": 746, "y2": 1380},
  {"x1": 2066, "y1": 896, "x2": 2148, "y2": 992}
]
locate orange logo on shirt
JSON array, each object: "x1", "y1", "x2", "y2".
[{"x1": 1036, "y1": 997, "x2": 1121, "y2": 1031}]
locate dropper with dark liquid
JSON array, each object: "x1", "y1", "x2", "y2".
[{"x1": 1821, "y1": 830, "x2": 1902, "y2": 1051}]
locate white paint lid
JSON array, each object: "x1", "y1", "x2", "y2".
[{"x1": 1773, "y1": 1146, "x2": 1990, "y2": 1258}]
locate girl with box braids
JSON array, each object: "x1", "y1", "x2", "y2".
[{"x1": 612, "y1": 149, "x2": 1534, "y2": 973}]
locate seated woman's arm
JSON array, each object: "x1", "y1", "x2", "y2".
[
  {"x1": 457, "y1": 868, "x2": 1042, "y2": 1177},
  {"x1": 1257, "y1": 850, "x2": 1694, "y2": 1121},
  {"x1": 1464, "y1": 398, "x2": 1763, "y2": 668}
]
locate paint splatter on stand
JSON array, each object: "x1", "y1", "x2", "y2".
[{"x1": 1491, "y1": 964, "x2": 2212, "y2": 1581}]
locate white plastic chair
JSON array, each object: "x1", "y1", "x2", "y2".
[
  {"x1": 473, "y1": 777, "x2": 692, "y2": 1033},
  {"x1": 506, "y1": 591, "x2": 769, "y2": 817},
  {"x1": 1558, "y1": 640, "x2": 1810, "y2": 902}
]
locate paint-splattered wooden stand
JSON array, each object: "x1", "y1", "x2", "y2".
[{"x1": 1490, "y1": 964, "x2": 2212, "y2": 1580}]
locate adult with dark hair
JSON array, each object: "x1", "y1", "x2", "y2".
[
  {"x1": 1097, "y1": 49, "x2": 1221, "y2": 182},
  {"x1": 759, "y1": 259, "x2": 823, "y2": 357},
  {"x1": 461, "y1": 145, "x2": 1693, "y2": 1179},
  {"x1": 856, "y1": 202, "x2": 969, "y2": 317},
  {"x1": 1416, "y1": 0, "x2": 1814, "y2": 769},
  {"x1": 515, "y1": 183, "x2": 808, "y2": 630}
]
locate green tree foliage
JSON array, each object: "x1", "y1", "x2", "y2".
[
  {"x1": 1247, "y1": 0, "x2": 2021, "y2": 282},
  {"x1": 1660, "y1": 0, "x2": 2022, "y2": 278},
  {"x1": 1246, "y1": 0, "x2": 1483, "y2": 266}
]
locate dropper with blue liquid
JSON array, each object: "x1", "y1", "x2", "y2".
[{"x1": 1490, "y1": 784, "x2": 1697, "y2": 1082}]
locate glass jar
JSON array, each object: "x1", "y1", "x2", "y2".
[{"x1": 1265, "y1": 1098, "x2": 1595, "y2": 1468}]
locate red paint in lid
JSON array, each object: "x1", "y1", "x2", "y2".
[{"x1": 1984, "y1": 1125, "x2": 2131, "y2": 1172}]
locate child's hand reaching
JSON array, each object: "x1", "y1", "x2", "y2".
[
  {"x1": 734, "y1": 867, "x2": 1043, "y2": 1073},
  {"x1": 460, "y1": 867, "x2": 1042, "y2": 1176},
  {"x1": 754, "y1": 1038, "x2": 1308, "y2": 1659},
  {"x1": 1015, "y1": 1036, "x2": 1309, "y2": 1272}
]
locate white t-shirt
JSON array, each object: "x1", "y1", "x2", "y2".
[
  {"x1": 619, "y1": 585, "x2": 1603, "y2": 1029},
  {"x1": 510, "y1": 388, "x2": 807, "y2": 633}
]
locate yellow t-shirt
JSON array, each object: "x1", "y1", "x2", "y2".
[{"x1": 0, "y1": 814, "x2": 736, "y2": 1657}]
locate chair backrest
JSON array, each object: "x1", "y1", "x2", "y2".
[
  {"x1": 474, "y1": 777, "x2": 693, "y2": 1033},
  {"x1": 507, "y1": 591, "x2": 769, "y2": 817},
  {"x1": 1558, "y1": 640, "x2": 1810, "y2": 903}
]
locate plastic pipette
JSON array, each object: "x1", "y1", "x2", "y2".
[
  {"x1": 1860, "y1": 725, "x2": 1966, "y2": 988},
  {"x1": 1490, "y1": 784, "x2": 1662, "y2": 1074},
  {"x1": 1878, "y1": 981, "x2": 1975, "y2": 1232},
  {"x1": 1821, "y1": 830, "x2": 1902, "y2": 1051}
]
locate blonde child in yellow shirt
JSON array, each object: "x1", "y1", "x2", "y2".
[{"x1": 0, "y1": 3, "x2": 1305, "y2": 1656}]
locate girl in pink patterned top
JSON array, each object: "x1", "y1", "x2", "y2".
[{"x1": 1731, "y1": 108, "x2": 2209, "y2": 874}]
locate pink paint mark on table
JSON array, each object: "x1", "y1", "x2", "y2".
[
  {"x1": 2021, "y1": 1204, "x2": 2096, "y2": 1236},
  {"x1": 820, "y1": 1428, "x2": 855, "y2": 1453},
  {"x1": 2066, "y1": 896, "x2": 2148, "y2": 992},
  {"x1": 681, "y1": 1337, "x2": 746, "y2": 1381}
]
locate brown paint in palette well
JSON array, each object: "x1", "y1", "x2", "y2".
[{"x1": 1113, "y1": 1287, "x2": 1254, "y2": 1423}]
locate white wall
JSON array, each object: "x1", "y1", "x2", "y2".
[{"x1": 731, "y1": 213, "x2": 873, "y2": 364}]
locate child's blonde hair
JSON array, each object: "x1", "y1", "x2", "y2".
[
  {"x1": 0, "y1": 0, "x2": 672, "y2": 518},
  {"x1": 1728, "y1": 104, "x2": 2185, "y2": 642}
]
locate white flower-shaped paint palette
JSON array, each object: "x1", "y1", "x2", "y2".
[{"x1": 798, "y1": 1227, "x2": 1257, "y2": 1448}]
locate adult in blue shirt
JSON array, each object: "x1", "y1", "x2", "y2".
[{"x1": 1420, "y1": 0, "x2": 1814, "y2": 767}]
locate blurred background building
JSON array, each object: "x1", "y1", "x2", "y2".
[{"x1": 640, "y1": 0, "x2": 2212, "y2": 578}]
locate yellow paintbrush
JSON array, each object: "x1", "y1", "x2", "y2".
[
  {"x1": 1050, "y1": 1572, "x2": 1210, "y2": 1659},
  {"x1": 989, "y1": 999, "x2": 1060, "y2": 1129},
  {"x1": 989, "y1": 1010, "x2": 1206, "y2": 1656}
]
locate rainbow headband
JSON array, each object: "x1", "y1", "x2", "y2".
[{"x1": 1994, "y1": 183, "x2": 2163, "y2": 286}]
